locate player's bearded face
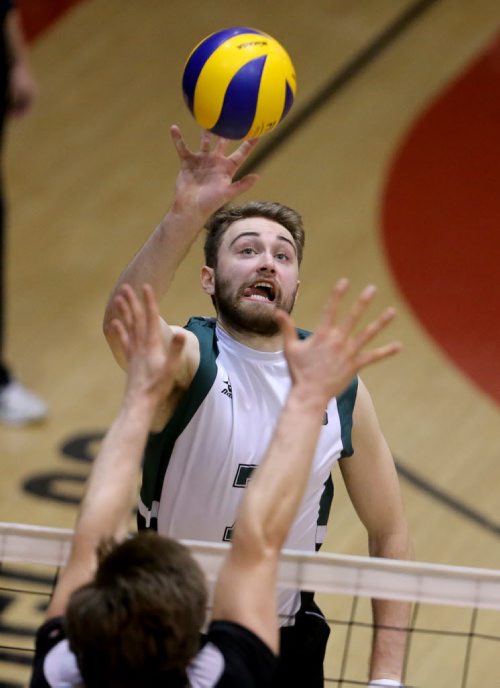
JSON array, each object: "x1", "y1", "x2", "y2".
[
  {"x1": 209, "y1": 217, "x2": 300, "y2": 336},
  {"x1": 213, "y1": 274, "x2": 298, "y2": 336}
]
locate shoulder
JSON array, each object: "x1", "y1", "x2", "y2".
[
  {"x1": 167, "y1": 321, "x2": 205, "y2": 389},
  {"x1": 352, "y1": 377, "x2": 379, "y2": 425},
  {"x1": 182, "y1": 316, "x2": 218, "y2": 349},
  {"x1": 149, "y1": 318, "x2": 218, "y2": 431},
  {"x1": 30, "y1": 617, "x2": 81, "y2": 687},
  {"x1": 188, "y1": 621, "x2": 277, "y2": 687},
  {"x1": 338, "y1": 375, "x2": 358, "y2": 405},
  {"x1": 177, "y1": 317, "x2": 218, "y2": 374},
  {"x1": 184, "y1": 315, "x2": 217, "y2": 333}
]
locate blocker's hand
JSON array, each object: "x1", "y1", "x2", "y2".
[
  {"x1": 109, "y1": 283, "x2": 186, "y2": 405},
  {"x1": 277, "y1": 278, "x2": 401, "y2": 401},
  {"x1": 170, "y1": 125, "x2": 259, "y2": 218}
]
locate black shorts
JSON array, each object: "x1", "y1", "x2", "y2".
[{"x1": 275, "y1": 592, "x2": 331, "y2": 688}]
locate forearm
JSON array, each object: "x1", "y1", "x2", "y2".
[
  {"x1": 47, "y1": 394, "x2": 157, "y2": 618},
  {"x1": 224, "y1": 386, "x2": 327, "y2": 649},
  {"x1": 236, "y1": 385, "x2": 327, "y2": 552},
  {"x1": 74, "y1": 394, "x2": 156, "y2": 548},
  {"x1": 369, "y1": 531, "x2": 412, "y2": 681},
  {"x1": 105, "y1": 127, "x2": 259, "y2": 337},
  {"x1": 370, "y1": 598, "x2": 410, "y2": 682}
]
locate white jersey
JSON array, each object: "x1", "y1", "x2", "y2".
[{"x1": 138, "y1": 318, "x2": 357, "y2": 622}]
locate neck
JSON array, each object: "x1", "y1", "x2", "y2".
[{"x1": 217, "y1": 318, "x2": 284, "y2": 352}]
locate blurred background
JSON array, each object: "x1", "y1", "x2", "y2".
[{"x1": 0, "y1": 1, "x2": 499, "y2": 684}]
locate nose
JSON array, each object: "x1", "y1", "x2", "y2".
[{"x1": 257, "y1": 250, "x2": 276, "y2": 273}]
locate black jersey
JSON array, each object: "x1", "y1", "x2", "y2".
[{"x1": 29, "y1": 616, "x2": 277, "y2": 687}]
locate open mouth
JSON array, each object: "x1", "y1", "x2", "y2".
[{"x1": 242, "y1": 281, "x2": 276, "y2": 303}]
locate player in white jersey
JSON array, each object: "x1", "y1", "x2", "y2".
[
  {"x1": 31, "y1": 281, "x2": 402, "y2": 688},
  {"x1": 139, "y1": 315, "x2": 357, "y2": 628},
  {"x1": 104, "y1": 127, "x2": 411, "y2": 686}
]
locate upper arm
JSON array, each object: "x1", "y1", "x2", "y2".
[{"x1": 339, "y1": 379, "x2": 409, "y2": 552}]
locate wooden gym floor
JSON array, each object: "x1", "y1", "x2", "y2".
[{"x1": 0, "y1": 1, "x2": 499, "y2": 685}]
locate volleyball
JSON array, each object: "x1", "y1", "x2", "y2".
[{"x1": 182, "y1": 27, "x2": 297, "y2": 140}]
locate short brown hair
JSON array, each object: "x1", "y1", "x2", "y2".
[
  {"x1": 65, "y1": 532, "x2": 206, "y2": 687},
  {"x1": 204, "y1": 201, "x2": 305, "y2": 268}
]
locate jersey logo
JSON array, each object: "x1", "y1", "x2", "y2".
[
  {"x1": 221, "y1": 379, "x2": 232, "y2": 398},
  {"x1": 233, "y1": 464, "x2": 256, "y2": 487},
  {"x1": 223, "y1": 464, "x2": 257, "y2": 542}
]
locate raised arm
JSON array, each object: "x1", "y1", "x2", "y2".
[
  {"x1": 103, "y1": 126, "x2": 259, "y2": 371},
  {"x1": 340, "y1": 381, "x2": 412, "y2": 685},
  {"x1": 47, "y1": 284, "x2": 185, "y2": 619},
  {"x1": 212, "y1": 280, "x2": 402, "y2": 653}
]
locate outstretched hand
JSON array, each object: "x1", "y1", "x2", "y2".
[
  {"x1": 170, "y1": 125, "x2": 259, "y2": 218},
  {"x1": 108, "y1": 283, "x2": 185, "y2": 405},
  {"x1": 276, "y1": 279, "x2": 401, "y2": 401}
]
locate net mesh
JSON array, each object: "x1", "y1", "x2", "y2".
[{"x1": 1, "y1": 522, "x2": 500, "y2": 687}]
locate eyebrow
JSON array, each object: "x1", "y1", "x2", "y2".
[{"x1": 229, "y1": 231, "x2": 297, "y2": 255}]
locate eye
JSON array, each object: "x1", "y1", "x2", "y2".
[
  {"x1": 276, "y1": 252, "x2": 290, "y2": 261},
  {"x1": 240, "y1": 247, "x2": 256, "y2": 255}
]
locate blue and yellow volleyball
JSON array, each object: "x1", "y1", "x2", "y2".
[{"x1": 182, "y1": 27, "x2": 297, "y2": 140}]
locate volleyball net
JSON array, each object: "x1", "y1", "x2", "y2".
[{"x1": 1, "y1": 522, "x2": 499, "y2": 687}]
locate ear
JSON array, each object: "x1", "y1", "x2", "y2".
[{"x1": 201, "y1": 266, "x2": 215, "y2": 295}]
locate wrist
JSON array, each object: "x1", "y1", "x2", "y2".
[
  {"x1": 169, "y1": 199, "x2": 207, "y2": 226},
  {"x1": 121, "y1": 389, "x2": 158, "y2": 421},
  {"x1": 287, "y1": 383, "x2": 330, "y2": 414},
  {"x1": 158, "y1": 206, "x2": 206, "y2": 246}
]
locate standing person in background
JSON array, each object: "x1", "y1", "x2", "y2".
[
  {"x1": 0, "y1": 0, "x2": 47, "y2": 424},
  {"x1": 104, "y1": 127, "x2": 412, "y2": 686}
]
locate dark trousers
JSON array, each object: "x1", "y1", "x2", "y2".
[{"x1": 275, "y1": 593, "x2": 330, "y2": 687}]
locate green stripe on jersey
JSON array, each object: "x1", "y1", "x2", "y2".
[{"x1": 140, "y1": 318, "x2": 219, "y2": 510}]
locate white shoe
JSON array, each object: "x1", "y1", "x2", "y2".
[{"x1": 0, "y1": 381, "x2": 48, "y2": 425}]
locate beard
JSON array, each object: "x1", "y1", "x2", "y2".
[{"x1": 213, "y1": 276, "x2": 298, "y2": 337}]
